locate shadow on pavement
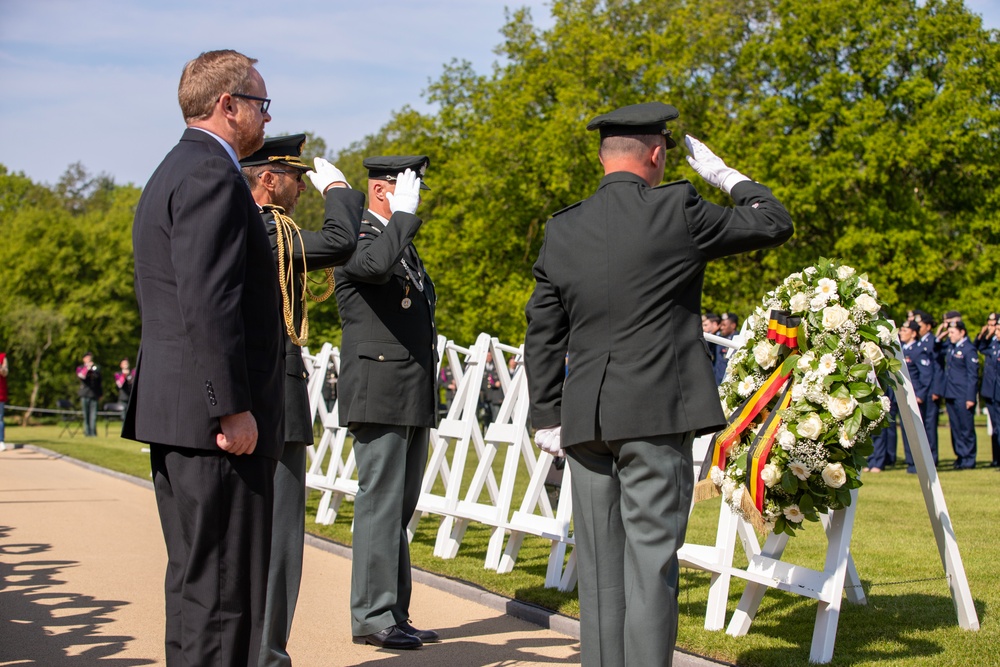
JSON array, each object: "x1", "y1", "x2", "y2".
[
  {"x1": 0, "y1": 525, "x2": 154, "y2": 666},
  {"x1": 351, "y1": 615, "x2": 579, "y2": 666}
]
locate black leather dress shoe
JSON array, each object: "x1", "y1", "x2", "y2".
[
  {"x1": 398, "y1": 620, "x2": 440, "y2": 643},
  {"x1": 352, "y1": 625, "x2": 422, "y2": 649}
]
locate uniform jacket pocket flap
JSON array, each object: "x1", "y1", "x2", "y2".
[{"x1": 357, "y1": 341, "x2": 410, "y2": 362}]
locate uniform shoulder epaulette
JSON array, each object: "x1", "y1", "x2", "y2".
[
  {"x1": 550, "y1": 200, "x2": 584, "y2": 217},
  {"x1": 651, "y1": 178, "x2": 692, "y2": 190}
]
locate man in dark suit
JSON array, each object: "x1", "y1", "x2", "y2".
[
  {"x1": 123, "y1": 49, "x2": 284, "y2": 667},
  {"x1": 524, "y1": 102, "x2": 793, "y2": 667},
  {"x1": 334, "y1": 156, "x2": 439, "y2": 650},
  {"x1": 240, "y1": 135, "x2": 364, "y2": 667}
]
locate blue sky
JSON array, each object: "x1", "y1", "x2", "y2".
[{"x1": 1, "y1": 0, "x2": 996, "y2": 188}]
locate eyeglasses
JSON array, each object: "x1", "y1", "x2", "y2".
[
  {"x1": 265, "y1": 169, "x2": 303, "y2": 182},
  {"x1": 231, "y1": 93, "x2": 270, "y2": 114}
]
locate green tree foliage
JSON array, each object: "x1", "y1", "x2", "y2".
[
  {"x1": 0, "y1": 164, "x2": 141, "y2": 409},
  {"x1": 331, "y1": 0, "x2": 1000, "y2": 342},
  {"x1": 1, "y1": 0, "x2": 997, "y2": 406}
]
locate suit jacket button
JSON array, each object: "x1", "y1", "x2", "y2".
[
  {"x1": 302, "y1": 371, "x2": 308, "y2": 378},
  {"x1": 378, "y1": 355, "x2": 385, "y2": 361},
  {"x1": 210, "y1": 398, "x2": 217, "y2": 406}
]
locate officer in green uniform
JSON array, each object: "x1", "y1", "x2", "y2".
[
  {"x1": 525, "y1": 102, "x2": 794, "y2": 667},
  {"x1": 334, "y1": 156, "x2": 439, "y2": 650},
  {"x1": 241, "y1": 135, "x2": 365, "y2": 667}
]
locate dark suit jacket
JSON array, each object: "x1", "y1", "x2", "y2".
[
  {"x1": 123, "y1": 128, "x2": 285, "y2": 459},
  {"x1": 334, "y1": 210, "x2": 438, "y2": 428},
  {"x1": 525, "y1": 174, "x2": 794, "y2": 447},
  {"x1": 264, "y1": 188, "x2": 365, "y2": 444}
]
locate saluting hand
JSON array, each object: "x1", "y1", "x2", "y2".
[
  {"x1": 217, "y1": 411, "x2": 258, "y2": 455},
  {"x1": 684, "y1": 135, "x2": 751, "y2": 195},
  {"x1": 386, "y1": 168, "x2": 421, "y2": 215},
  {"x1": 307, "y1": 157, "x2": 350, "y2": 195}
]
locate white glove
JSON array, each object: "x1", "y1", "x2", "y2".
[
  {"x1": 684, "y1": 135, "x2": 750, "y2": 195},
  {"x1": 306, "y1": 157, "x2": 350, "y2": 194},
  {"x1": 386, "y1": 168, "x2": 421, "y2": 215},
  {"x1": 534, "y1": 426, "x2": 564, "y2": 457}
]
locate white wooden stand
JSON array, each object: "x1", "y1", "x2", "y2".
[{"x1": 681, "y1": 341, "x2": 979, "y2": 663}]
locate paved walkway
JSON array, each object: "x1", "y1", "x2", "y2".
[{"x1": 0, "y1": 446, "x2": 725, "y2": 666}]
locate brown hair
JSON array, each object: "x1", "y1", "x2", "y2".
[
  {"x1": 599, "y1": 134, "x2": 662, "y2": 161},
  {"x1": 178, "y1": 50, "x2": 258, "y2": 123}
]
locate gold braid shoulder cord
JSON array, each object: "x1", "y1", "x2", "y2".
[{"x1": 269, "y1": 206, "x2": 335, "y2": 346}]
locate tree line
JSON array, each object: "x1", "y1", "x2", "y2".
[{"x1": 1, "y1": 0, "x2": 997, "y2": 414}]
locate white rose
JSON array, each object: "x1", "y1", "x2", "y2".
[
  {"x1": 804, "y1": 266, "x2": 817, "y2": 275},
  {"x1": 797, "y1": 351, "x2": 815, "y2": 372},
  {"x1": 788, "y1": 461, "x2": 811, "y2": 481},
  {"x1": 783, "y1": 505, "x2": 805, "y2": 523},
  {"x1": 822, "y1": 462, "x2": 847, "y2": 488},
  {"x1": 761, "y1": 463, "x2": 782, "y2": 488},
  {"x1": 778, "y1": 428, "x2": 796, "y2": 450},
  {"x1": 791, "y1": 383, "x2": 806, "y2": 402},
  {"x1": 797, "y1": 413, "x2": 824, "y2": 440},
  {"x1": 787, "y1": 272, "x2": 803, "y2": 282},
  {"x1": 855, "y1": 293, "x2": 880, "y2": 315},
  {"x1": 822, "y1": 304, "x2": 851, "y2": 330},
  {"x1": 837, "y1": 265, "x2": 855, "y2": 280},
  {"x1": 877, "y1": 325, "x2": 894, "y2": 345},
  {"x1": 754, "y1": 341, "x2": 780, "y2": 369},
  {"x1": 861, "y1": 340, "x2": 885, "y2": 363},
  {"x1": 810, "y1": 294, "x2": 828, "y2": 312},
  {"x1": 789, "y1": 292, "x2": 809, "y2": 313},
  {"x1": 828, "y1": 395, "x2": 858, "y2": 420},
  {"x1": 817, "y1": 353, "x2": 838, "y2": 376},
  {"x1": 858, "y1": 278, "x2": 876, "y2": 294}
]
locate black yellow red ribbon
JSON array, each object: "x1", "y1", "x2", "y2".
[
  {"x1": 767, "y1": 309, "x2": 801, "y2": 349},
  {"x1": 695, "y1": 312, "x2": 801, "y2": 514},
  {"x1": 744, "y1": 382, "x2": 793, "y2": 518}
]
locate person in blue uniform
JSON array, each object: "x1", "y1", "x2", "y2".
[
  {"x1": 943, "y1": 321, "x2": 979, "y2": 469},
  {"x1": 975, "y1": 312, "x2": 1000, "y2": 467},
  {"x1": 913, "y1": 310, "x2": 941, "y2": 470},
  {"x1": 713, "y1": 312, "x2": 738, "y2": 384},
  {"x1": 894, "y1": 320, "x2": 935, "y2": 471}
]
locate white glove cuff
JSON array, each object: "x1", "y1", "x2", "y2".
[{"x1": 721, "y1": 172, "x2": 751, "y2": 195}]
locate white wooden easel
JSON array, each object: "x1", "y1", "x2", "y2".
[{"x1": 681, "y1": 336, "x2": 979, "y2": 663}]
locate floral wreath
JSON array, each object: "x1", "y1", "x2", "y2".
[{"x1": 697, "y1": 258, "x2": 903, "y2": 536}]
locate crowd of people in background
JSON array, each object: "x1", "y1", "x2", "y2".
[{"x1": 704, "y1": 308, "x2": 1000, "y2": 472}]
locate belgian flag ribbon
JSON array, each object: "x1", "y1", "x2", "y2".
[
  {"x1": 739, "y1": 382, "x2": 794, "y2": 532},
  {"x1": 694, "y1": 363, "x2": 792, "y2": 502},
  {"x1": 694, "y1": 312, "x2": 802, "y2": 503},
  {"x1": 767, "y1": 310, "x2": 801, "y2": 349}
]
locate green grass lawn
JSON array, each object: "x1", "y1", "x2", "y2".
[{"x1": 5, "y1": 417, "x2": 998, "y2": 666}]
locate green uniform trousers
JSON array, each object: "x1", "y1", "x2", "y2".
[
  {"x1": 566, "y1": 431, "x2": 694, "y2": 667},
  {"x1": 259, "y1": 441, "x2": 307, "y2": 667},
  {"x1": 349, "y1": 424, "x2": 429, "y2": 636}
]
